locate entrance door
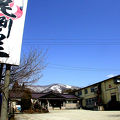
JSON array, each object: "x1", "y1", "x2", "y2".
[
  {"x1": 111, "y1": 95, "x2": 116, "y2": 101},
  {"x1": 49, "y1": 100, "x2": 63, "y2": 109}
]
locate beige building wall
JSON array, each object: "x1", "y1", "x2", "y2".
[
  {"x1": 75, "y1": 76, "x2": 120, "y2": 109},
  {"x1": 83, "y1": 86, "x2": 98, "y2": 108},
  {"x1": 101, "y1": 78, "x2": 120, "y2": 104},
  {"x1": 76, "y1": 85, "x2": 98, "y2": 108}
]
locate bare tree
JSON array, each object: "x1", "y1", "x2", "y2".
[
  {"x1": 0, "y1": 49, "x2": 47, "y2": 120},
  {"x1": 0, "y1": 49, "x2": 47, "y2": 89}
]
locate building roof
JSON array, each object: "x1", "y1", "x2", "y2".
[
  {"x1": 10, "y1": 91, "x2": 79, "y2": 100},
  {"x1": 75, "y1": 75, "x2": 120, "y2": 91},
  {"x1": 9, "y1": 91, "x2": 23, "y2": 99},
  {"x1": 37, "y1": 91, "x2": 79, "y2": 100},
  {"x1": 61, "y1": 94, "x2": 79, "y2": 99},
  {"x1": 32, "y1": 93, "x2": 46, "y2": 99}
]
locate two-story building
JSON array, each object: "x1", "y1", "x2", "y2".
[{"x1": 75, "y1": 75, "x2": 120, "y2": 110}]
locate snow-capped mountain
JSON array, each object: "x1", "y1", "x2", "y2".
[{"x1": 27, "y1": 84, "x2": 79, "y2": 93}]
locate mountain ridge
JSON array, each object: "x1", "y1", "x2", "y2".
[{"x1": 27, "y1": 83, "x2": 80, "y2": 93}]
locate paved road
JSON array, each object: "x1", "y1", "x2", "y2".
[{"x1": 15, "y1": 109, "x2": 120, "y2": 120}]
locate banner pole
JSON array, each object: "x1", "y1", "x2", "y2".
[
  {"x1": 0, "y1": 63, "x2": 4, "y2": 84},
  {"x1": 0, "y1": 63, "x2": 4, "y2": 114},
  {"x1": 0, "y1": 64, "x2": 11, "y2": 120}
]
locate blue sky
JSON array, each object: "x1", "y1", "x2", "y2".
[{"x1": 22, "y1": 0, "x2": 120, "y2": 87}]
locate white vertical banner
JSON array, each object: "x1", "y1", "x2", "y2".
[{"x1": 0, "y1": 0, "x2": 28, "y2": 65}]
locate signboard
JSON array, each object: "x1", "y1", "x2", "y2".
[{"x1": 0, "y1": 0, "x2": 28, "y2": 65}]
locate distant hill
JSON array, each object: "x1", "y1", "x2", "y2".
[{"x1": 27, "y1": 83, "x2": 80, "y2": 93}]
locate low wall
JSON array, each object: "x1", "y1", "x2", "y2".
[{"x1": 65, "y1": 103, "x2": 78, "y2": 109}]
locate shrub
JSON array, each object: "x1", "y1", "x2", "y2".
[{"x1": 21, "y1": 89, "x2": 32, "y2": 112}]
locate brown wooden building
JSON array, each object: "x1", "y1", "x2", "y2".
[{"x1": 10, "y1": 91, "x2": 80, "y2": 111}]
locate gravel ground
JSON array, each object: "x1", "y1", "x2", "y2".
[{"x1": 15, "y1": 109, "x2": 120, "y2": 120}]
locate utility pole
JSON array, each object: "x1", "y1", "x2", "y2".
[
  {"x1": 0, "y1": 63, "x2": 4, "y2": 83},
  {"x1": 0, "y1": 63, "x2": 4, "y2": 114},
  {"x1": 0, "y1": 64, "x2": 11, "y2": 120}
]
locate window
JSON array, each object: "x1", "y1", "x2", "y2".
[
  {"x1": 68, "y1": 100, "x2": 73, "y2": 103},
  {"x1": 85, "y1": 89, "x2": 88, "y2": 94},
  {"x1": 78, "y1": 90, "x2": 82, "y2": 96},
  {"x1": 111, "y1": 95, "x2": 116, "y2": 101},
  {"x1": 86, "y1": 99, "x2": 88, "y2": 105},
  {"x1": 94, "y1": 86, "x2": 98, "y2": 92},
  {"x1": 73, "y1": 100, "x2": 77, "y2": 103},
  {"x1": 91, "y1": 87, "x2": 94, "y2": 92},
  {"x1": 86, "y1": 97, "x2": 97, "y2": 105}
]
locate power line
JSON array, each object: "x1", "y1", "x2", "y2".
[
  {"x1": 48, "y1": 63, "x2": 120, "y2": 71},
  {"x1": 23, "y1": 38, "x2": 120, "y2": 40},
  {"x1": 48, "y1": 66, "x2": 120, "y2": 72},
  {"x1": 22, "y1": 38, "x2": 120, "y2": 46},
  {"x1": 22, "y1": 41, "x2": 120, "y2": 46}
]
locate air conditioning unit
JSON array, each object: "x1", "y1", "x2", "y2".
[
  {"x1": 117, "y1": 79, "x2": 120, "y2": 83},
  {"x1": 114, "y1": 78, "x2": 120, "y2": 84}
]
